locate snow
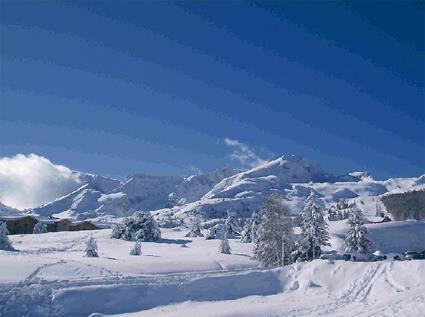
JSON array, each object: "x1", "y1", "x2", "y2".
[
  {"x1": 0, "y1": 221, "x2": 424, "y2": 316},
  {"x1": 108, "y1": 260, "x2": 425, "y2": 317}
]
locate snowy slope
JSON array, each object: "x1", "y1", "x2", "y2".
[{"x1": 1, "y1": 224, "x2": 424, "y2": 316}]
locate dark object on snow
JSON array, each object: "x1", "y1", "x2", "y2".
[
  {"x1": 368, "y1": 216, "x2": 392, "y2": 224},
  {"x1": 404, "y1": 250, "x2": 425, "y2": 260}
]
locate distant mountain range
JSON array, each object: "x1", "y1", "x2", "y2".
[{"x1": 1, "y1": 155, "x2": 423, "y2": 221}]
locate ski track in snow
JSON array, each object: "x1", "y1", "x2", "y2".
[{"x1": 1, "y1": 261, "x2": 423, "y2": 317}]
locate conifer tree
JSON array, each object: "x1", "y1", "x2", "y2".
[
  {"x1": 218, "y1": 233, "x2": 231, "y2": 254},
  {"x1": 299, "y1": 192, "x2": 330, "y2": 260},
  {"x1": 185, "y1": 218, "x2": 204, "y2": 237},
  {"x1": 85, "y1": 235, "x2": 99, "y2": 257},
  {"x1": 33, "y1": 222, "x2": 47, "y2": 234},
  {"x1": 130, "y1": 240, "x2": 142, "y2": 256},
  {"x1": 0, "y1": 221, "x2": 13, "y2": 251},
  {"x1": 344, "y1": 207, "x2": 373, "y2": 253},
  {"x1": 224, "y1": 211, "x2": 240, "y2": 238},
  {"x1": 253, "y1": 194, "x2": 294, "y2": 267}
]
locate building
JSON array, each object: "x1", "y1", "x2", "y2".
[
  {"x1": 70, "y1": 220, "x2": 99, "y2": 231},
  {"x1": 0, "y1": 215, "x2": 101, "y2": 235},
  {"x1": 1, "y1": 215, "x2": 39, "y2": 234}
]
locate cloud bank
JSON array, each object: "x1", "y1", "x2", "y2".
[
  {"x1": 0, "y1": 154, "x2": 82, "y2": 210},
  {"x1": 224, "y1": 138, "x2": 268, "y2": 168}
]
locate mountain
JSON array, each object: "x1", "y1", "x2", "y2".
[
  {"x1": 7, "y1": 154, "x2": 422, "y2": 222},
  {"x1": 27, "y1": 167, "x2": 240, "y2": 220},
  {"x1": 203, "y1": 155, "x2": 330, "y2": 200},
  {"x1": 164, "y1": 157, "x2": 424, "y2": 220},
  {"x1": 0, "y1": 202, "x2": 22, "y2": 217}
]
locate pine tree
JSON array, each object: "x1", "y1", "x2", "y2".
[
  {"x1": 253, "y1": 194, "x2": 294, "y2": 267},
  {"x1": 130, "y1": 240, "x2": 142, "y2": 256},
  {"x1": 224, "y1": 211, "x2": 240, "y2": 238},
  {"x1": 240, "y1": 219, "x2": 252, "y2": 243},
  {"x1": 344, "y1": 207, "x2": 373, "y2": 253},
  {"x1": 168, "y1": 192, "x2": 180, "y2": 207},
  {"x1": 0, "y1": 221, "x2": 13, "y2": 251},
  {"x1": 85, "y1": 235, "x2": 98, "y2": 257},
  {"x1": 240, "y1": 209, "x2": 263, "y2": 243},
  {"x1": 33, "y1": 222, "x2": 47, "y2": 234},
  {"x1": 111, "y1": 211, "x2": 161, "y2": 241},
  {"x1": 185, "y1": 218, "x2": 204, "y2": 237},
  {"x1": 250, "y1": 209, "x2": 263, "y2": 242},
  {"x1": 298, "y1": 192, "x2": 330, "y2": 260},
  {"x1": 204, "y1": 223, "x2": 225, "y2": 240},
  {"x1": 218, "y1": 233, "x2": 231, "y2": 254}
]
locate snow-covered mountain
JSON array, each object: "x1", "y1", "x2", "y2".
[
  {"x1": 0, "y1": 202, "x2": 22, "y2": 217},
  {"x1": 164, "y1": 157, "x2": 424, "y2": 220},
  {"x1": 26, "y1": 167, "x2": 240, "y2": 220},
  {"x1": 2, "y1": 154, "x2": 422, "y2": 221}
]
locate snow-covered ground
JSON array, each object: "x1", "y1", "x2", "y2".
[{"x1": 1, "y1": 222, "x2": 424, "y2": 316}]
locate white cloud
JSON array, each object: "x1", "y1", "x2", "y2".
[
  {"x1": 0, "y1": 154, "x2": 82, "y2": 210},
  {"x1": 224, "y1": 138, "x2": 268, "y2": 168}
]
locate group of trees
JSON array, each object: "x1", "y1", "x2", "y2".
[
  {"x1": 251, "y1": 193, "x2": 330, "y2": 267},
  {"x1": 1, "y1": 194, "x2": 375, "y2": 263},
  {"x1": 327, "y1": 200, "x2": 357, "y2": 221},
  {"x1": 250, "y1": 192, "x2": 373, "y2": 267},
  {"x1": 381, "y1": 189, "x2": 425, "y2": 221}
]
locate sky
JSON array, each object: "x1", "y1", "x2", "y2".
[{"x1": 0, "y1": 1, "x2": 424, "y2": 180}]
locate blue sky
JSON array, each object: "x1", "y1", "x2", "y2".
[{"x1": 0, "y1": 1, "x2": 423, "y2": 179}]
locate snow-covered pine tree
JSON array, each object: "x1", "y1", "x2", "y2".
[
  {"x1": 250, "y1": 209, "x2": 263, "y2": 242},
  {"x1": 240, "y1": 209, "x2": 263, "y2": 243},
  {"x1": 185, "y1": 218, "x2": 204, "y2": 237},
  {"x1": 240, "y1": 219, "x2": 252, "y2": 243},
  {"x1": 111, "y1": 211, "x2": 161, "y2": 241},
  {"x1": 218, "y1": 233, "x2": 231, "y2": 254},
  {"x1": 168, "y1": 192, "x2": 179, "y2": 207},
  {"x1": 225, "y1": 211, "x2": 240, "y2": 238},
  {"x1": 85, "y1": 235, "x2": 98, "y2": 257},
  {"x1": 130, "y1": 240, "x2": 142, "y2": 255},
  {"x1": 298, "y1": 192, "x2": 330, "y2": 260},
  {"x1": 204, "y1": 223, "x2": 225, "y2": 240},
  {"x1": 344, "y1": 207, "x2": 374, "y2": 253},
  {"x1": 33, "y1": 222, "x2": 47, "y2": 234},
  {"x1": 0, "y1": 221, "x2": 14, "y2": 251},
  {"x1": 253, "y1": 194, "x2": 294, "y2": 267}
]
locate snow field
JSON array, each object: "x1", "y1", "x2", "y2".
[{"x1": 1, "y1": 222, "x2": 424, "y2": 316}]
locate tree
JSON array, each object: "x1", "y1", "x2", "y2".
[
  {"x1": 0, "y1": 221, "x2": 14, "y2": 251},
  {"x1": 204, "y1": 223, "x2": 225, "y2": 240},
  {"x1": 185, "y1": 218, "x2": 204, "y2": 237},
  {"x1": 33, "y1": 222, "x2": 47, "y2": 234},
  {"x1": 253, "y1": 194, "x2": 295, "y2": 267},
  {"x1": 111, "y1": 211, "x2": 161, "y2": 241},
  {"x1": 240, "y1": 209, "x2": 263, "y2": 243},
  {"x1": 168, "y1": 192, "x2": 180, "y2": 207},
  {"x1": 218, "y1": 233, "x2": 231, "y2": 254},
  {"x1": 130, "y1": 240, "x2": 142, "y2": 255},
  {"x1": 240, "y1": 219, "x2": 252, "y2": 243},
  {"x1": 224, "y1": 211, "x2": 240, "y2": 238},
  {"x1": 298, "y1": 192, "x2": 330, "y2": 260},
  {"x1": 344, "y1": 207, "x2": 374, "y2": 253},
  {"x1": 85, "y1": 235, "x2": 98, "y2": 257}
]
